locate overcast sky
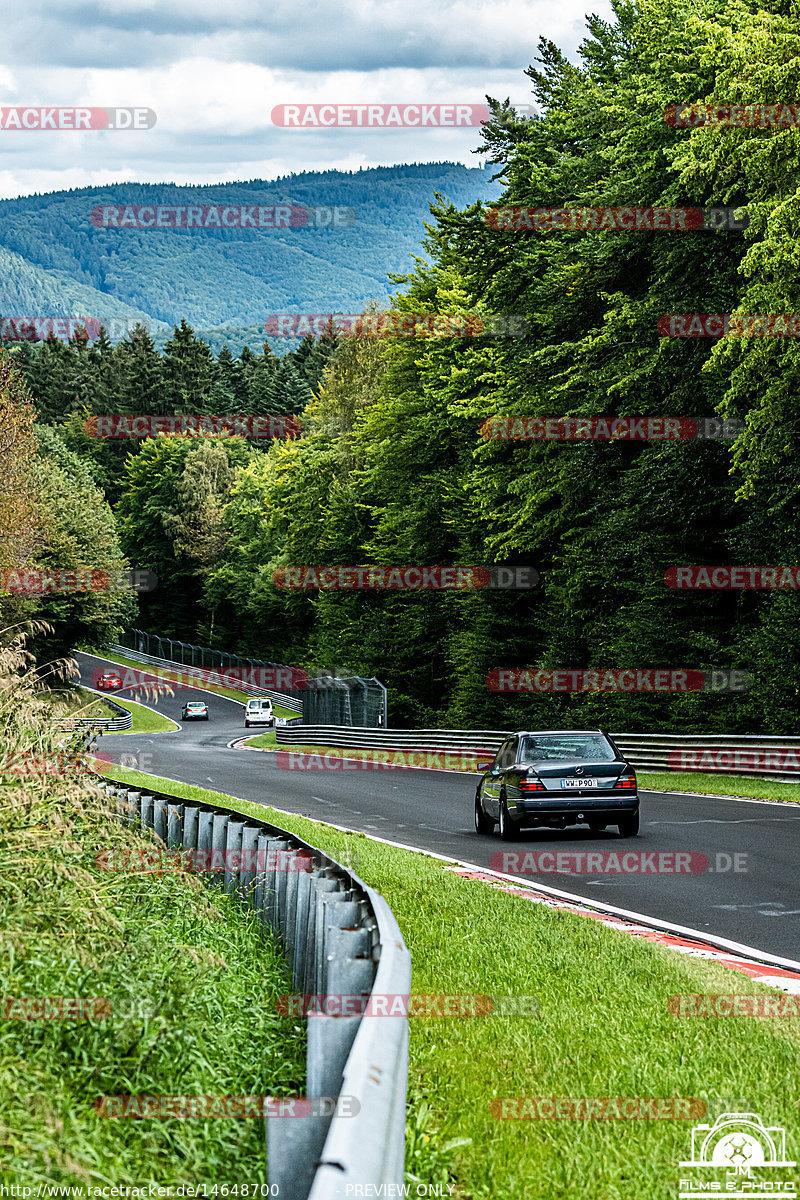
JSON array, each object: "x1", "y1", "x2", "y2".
[{"x1": 0, "y1": 0, "x2": 613, "y2": 199}]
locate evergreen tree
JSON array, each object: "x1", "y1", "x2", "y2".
[{"x1": 161, "y1": 319, "x2": 216, "y2": 414}]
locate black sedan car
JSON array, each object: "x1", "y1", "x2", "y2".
[
  {"x1": 181, "y1": 701, "x2": 209, "y2": 721},
  {"x1": 475, "y1": 730, "x2": 638, "y2": 840}
]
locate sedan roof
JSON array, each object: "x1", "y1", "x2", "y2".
[{"x1": 513, "y1": 729, "x2": 605, "y2": 736}]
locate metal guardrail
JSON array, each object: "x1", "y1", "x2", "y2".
[
  {"x1": 275, "y1": 726, "x2": 508, "y2": 752},
  {"x1": 103, "y1": 645, "x2": 305, "y2": 713},
  {"x1": 99, "y1": 778, "x2": 411, "y2": 1197},
  {"x1": 59, "y1": 695, "x2": 133, "y2": 732},
  {"x1": 611, "y1": 733, "x2": 800, "y2": 780},
  {"x1": 275, "y1": 726, "x2": 800, "y2": 781},
  {"x1": 111, "y1": 630, "x2": 389, "y2": 727}
]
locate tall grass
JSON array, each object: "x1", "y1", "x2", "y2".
[{"x1": 0, "y1": 627, "x2": 306, "y2": 1188}]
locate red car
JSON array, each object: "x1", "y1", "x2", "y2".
[{"x1": 96, "y1": 672, "x2": 123, "y2": 691}]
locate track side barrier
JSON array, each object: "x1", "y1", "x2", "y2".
[
  {"x1": 274, "y1": 726, "x2": 800, "y2": 781},
  {"x1": 57, "y1": 695, "x2": 133, "y2": 732},
  {"x1": 98, "y1": 778, "x2": 411, "y2": 1198}
]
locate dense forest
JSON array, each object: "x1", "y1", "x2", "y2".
[
  {"x1": 0, "y1": 163, "x2": 502, "y2": 355},
  {"x1": 3, "y1": 0, "x2": 800, "y2": 733}
]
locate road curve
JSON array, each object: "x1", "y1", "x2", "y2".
[{"x1": 74, "y1": 652, "x2": 800, "y2": 960}]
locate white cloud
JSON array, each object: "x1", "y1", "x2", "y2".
[{"x1": 0, "y1": 0, "x2": 613, "y2": 196}]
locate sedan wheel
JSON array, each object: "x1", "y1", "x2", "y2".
[
  {"x1": 617, "y1": 812, "x2": 640, "y2": 837},
  {"x1": 499, "y1": 796, "x2": 518, "y2": 841},
  {"x1": 474, "y1": 792, "x2": 493, "y2": 835}
]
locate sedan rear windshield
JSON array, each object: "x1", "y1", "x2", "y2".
[{"x1": 519, "y1": 735, "x2": 616, "y2": 762}]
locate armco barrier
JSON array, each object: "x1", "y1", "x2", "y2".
[
  {"x1": 611, "y1": 733, "x2": 800, "y2": 781},
  {"x1": 274, "y1": 726, "x2": 800, "y2": 781},
  {"x1": 103, "y1": 644, "x2": 304, "y2": 713},
  {"x1": 109, "y1": 631, "x2": 389, "y2": 727},
  {"x1": 275, "y1": 726, "x2": 509, "y2": 753},
  {"x1": 59, "y1": 694, "x2": 133, "y2": 732},
  {"x1": 99, "y1": 778, "x2": 410, "y2": 1198}
]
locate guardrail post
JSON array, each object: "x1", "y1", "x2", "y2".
[
  {"x1": 196, "y1": 808, "x2": 214, "y2": 868},
  {"x1": 167, "y1": 802, "x2": 183, "y2": 848},
  {"x1": 265, "y1": 839, "x2": 290, "y2": 930},
  {"x1": 224, "y1": 819, "x2": 245, "y2": 898},
  {"x1": 303, "y1": 875, "x2": 337, "y2": 997},
  {"x1": 153, "y1": 797, "x2": 167, "y2": 843},
  {"x1": 292, "y1": 867, "x2": 314, "y2": 990},
  {"x1": 140, "y1": 793, "x2": 154, "y2": 831},
  {"x1": 320, "y1": 900, "x2": 360, "y2": 994},
  {"x1": 239, "y1": 825, "x2": 261, "y2": 906},
  {"x1": 253, "y1": 834, "x2": 273, "y2": 916},
  {"x1": 121, "y1": 789, "x2": 140, "y2": 826},
  {"x1": 211, "y1": 813, "x2": 229, "y2": 886},
  {"x1": 183, "y1": 805, "x2": 200, "y2": 853}
]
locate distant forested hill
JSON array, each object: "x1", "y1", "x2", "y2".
[{"x1": 0, "y1": 163, "x2": 502, "y2": 354}]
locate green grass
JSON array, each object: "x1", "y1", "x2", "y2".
[
  {"x1": 85, "y1": 647, "x2": 301, "y2": 720},
  {"x1": 639, "y1": 770, "x2": 800, "y2": 803},
  {"x1": 96, "y1": 762, "x2": 800, "y2": 1200},
  {"x1": 0, "y1": 838, "x2": 305, "y2": 1188},
  {"x1": 78, "y1": 687, "x2": 179, "y2": 735},
  {"x1": 1, "y1": 634, "x2": 306, "y2": 1191}
]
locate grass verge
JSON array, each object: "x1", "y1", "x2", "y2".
[
  {"x1": 96, "y1": 761, "x2": 800, "y2": 1200},
  {"x1": 80, "y1": 687, "x2": 179, "y2": 735},
  {"x1": 639, "y1": 770, "x2": 800, "y2": 803},
  {"x1": 1, "y1": 630, "x2": 305, "y2": 1189}
]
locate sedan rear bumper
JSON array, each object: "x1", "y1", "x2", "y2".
[{"x1": 509, "y1": 794, "x2": 638, "y2": 828}]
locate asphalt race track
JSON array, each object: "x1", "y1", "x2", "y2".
[{"x1": 76, "y1": 652, "x2": 800, "y2": 961}]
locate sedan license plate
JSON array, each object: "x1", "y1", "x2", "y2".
[{"x1": 561, "y1": 778, "x2": 598, "y2": 789}]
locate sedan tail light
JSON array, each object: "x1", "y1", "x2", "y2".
[
  {"x1": 613, "y1": 772, "x2": 637, "y2": 790},
  {"x1": 520, "y1": 776, "x2": 545, "y2": 792}
]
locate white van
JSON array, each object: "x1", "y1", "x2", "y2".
[{"x1": 244, "y1": 697, "x2": 274, "y2": 728}]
